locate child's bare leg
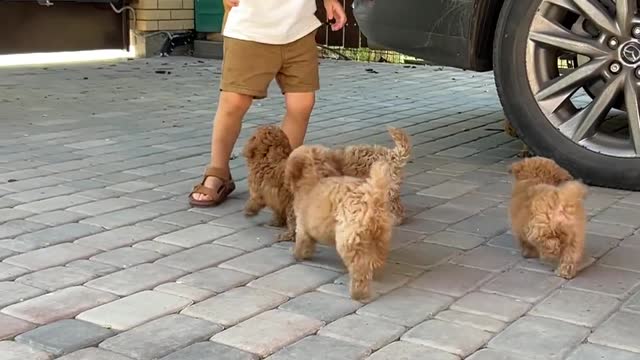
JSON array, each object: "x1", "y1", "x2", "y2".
[
  {"x1": 192, "y1": 91, "x2": 252, "y2": 201},
  {"x1": 281, "y1": 92, "x2": 315, "y2": 148}
]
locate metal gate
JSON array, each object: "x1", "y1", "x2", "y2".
[
  {"x1": 0, "y1": 1, "x2": 128, "y2": 55},
  {"x1": 315, "y1": 0, "x2": 367, "y2": 48}
]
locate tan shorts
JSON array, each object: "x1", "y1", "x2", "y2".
[{"x1": 220, "y1": 30, "x2": 320, "y2": 99}]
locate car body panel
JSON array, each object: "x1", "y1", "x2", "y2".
[{"x1": 352, "y1": 0, "x2": 502, "y2": 71}]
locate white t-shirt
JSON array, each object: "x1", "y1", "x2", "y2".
[{"x1": 223, "y1": 0, "x2": 321, "y2": 45}]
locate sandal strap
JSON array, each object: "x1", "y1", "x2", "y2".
[
  {"x1": 192, "y1": 184, "x2": 217, "y2": 197},
  {"x1": 204, "y1": 166, "x2": 231, "y2": 182}
]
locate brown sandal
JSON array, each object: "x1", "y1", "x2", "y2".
[{"x1": 188, "y1": 167, "x2": 236, "y2": 207}]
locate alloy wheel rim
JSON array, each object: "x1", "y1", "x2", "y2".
[{"x1": 526, "y1": 0, "x2": 640, "y2": 157}]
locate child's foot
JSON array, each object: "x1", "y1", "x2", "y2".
[{"x1": 189, "y1": 167, "x2": 235, "y2": 207}]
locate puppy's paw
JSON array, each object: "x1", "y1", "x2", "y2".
[
  {"x1": 521, "y1": 247, "x2": 539, "y2": 259},
  {"x1": 243, "y1": 204, "x2": 260, "y2": 217},
  {"x1": 293, "y1": 245, "x2": 313, "y2": 261},
  {"x1": 277, "y1": 230, "x2": 295, "y2": 242},
  {"x1": 555, "y1": 263, "x2": 577, "y2": 279},
  {"x1": 349, "y1": 280, "x2": 371, "y2": 301}
]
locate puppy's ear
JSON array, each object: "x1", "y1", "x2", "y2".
[
  {"x1": 284, "y1": 151, "x2": 307, "y2": 190},
  {"x1": 242, "y1": 135, "x2": 256, "y2": 160},
  {"x1": 508, "y1": 161, "x2": 523, "y2": 177}
]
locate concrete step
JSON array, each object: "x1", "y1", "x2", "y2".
[{"x1": 193, "y1": 40, "x2": 223, "y2": 60}]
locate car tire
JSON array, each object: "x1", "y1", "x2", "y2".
[{"x1": 493, "y1": 0, "x2": 640, "y2": 190}]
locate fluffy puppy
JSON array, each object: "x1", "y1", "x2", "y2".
[
  {"x1": 509, "y1": 157, "x2": 587, "y2": 279},
  {"x1": 242, "y1": 125, "x2": 295, "y2": 241},
  {"x1": 285, "y1": 145, "x2": 393, "y2": 300},
  {"x1": 333, "y1": 127, "x2": 411, "y2": 225}
]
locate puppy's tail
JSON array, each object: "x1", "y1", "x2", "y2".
[
  {"x1": 554, "y1": 180, "x2": 588, "y2": 222},
  {"x1": 361, "y1": 160, "x2": 393, "y2": 209},
  {"x1": 388, "y1": 127, "x2": 412, "y2": 167},
  {"x1": 558, "y1": 180, "x2": 588, "y2": 204}
]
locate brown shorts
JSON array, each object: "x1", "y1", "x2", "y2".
[{"x1": 220, "y1": 30, "x2": 320, "y2": 99}]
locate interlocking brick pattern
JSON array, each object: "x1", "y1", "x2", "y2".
[{"x1": 0, "y1": 57, "x2": 639, "y2": 359}]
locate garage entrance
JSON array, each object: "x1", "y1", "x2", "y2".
[{"x1": 0, "y1": 1, "x2": 128, "y2": 55}]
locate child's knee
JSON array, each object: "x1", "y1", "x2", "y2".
[{"x1": 219, "y1": 92, "x2": 253, "y2": 115}]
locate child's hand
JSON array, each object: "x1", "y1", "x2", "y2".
[
  {"x1": 224, "y1": 0, "x2": 239, "y2": 7},
  {"x1": 324, "y1": 0, "x2": 346, "y2": 31}
]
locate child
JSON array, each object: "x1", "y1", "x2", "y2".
[{"x1": 189, "y1": 0, "x2": 346, "y2": 207}]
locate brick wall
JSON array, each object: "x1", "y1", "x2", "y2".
[{"x1": 131, "y1": 0, "x2": 194, "y2": 31}]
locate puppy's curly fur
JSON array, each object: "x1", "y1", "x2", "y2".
[
  {"x1": 509, "y1": 157, "x2": 587, "y2": 279},
  {"x1": 333, "y1": 127, "x2": 411, "y2": 225},
  {"x1": 286, "y1": 145, "x2": 393, "y2": 300},
  {"x1": 242, "y1": 125, "x2": 295, "y2": 241}
]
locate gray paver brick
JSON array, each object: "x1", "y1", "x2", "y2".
[
  {"x1": 4, "y1": 243, "x2": 100, "y2": 271},
  {"x1": 0, "y1": 313, "x2": 36, "y2": 340},
  {"x1": 155, "y1": 244, "x2": 244, "y2": 272},
  {"x1": 450, "y1": 245, "x2": 520, "y2": 272},
  {"x1": 368, "y1": 341, "x2": 459, "y2": 360},
  {"x1": 15, "y1": 195, "x2": 92, "y2": 214},
  {"x1": 77, "y1": 290, "x2": 192, "y2": 331},
  {"x1": 279, "y1": 291, "x2": 362, "y2": 323},
  {"x1": 566, "y1": 344, "x2": 640, "y2": 360},
  {"x1": 100, "y1": 314, "x2": 221, "y2": 360},
  {"x1": 589, "y1": 311, "x2": 640, "y2": 353},
  {"x1": 408, "y1": 263, "x2": 493, "y2": 297},
  {"x1": 435, "y1": 309, "x2": 506, "y2": 333},
  {"x1": 85, "y1": 263, "x2": 185, "y2": 296},
  {"x1": 624, "y1": 291, "x2": 640, "y2": 313},
  {"x1": 160, "y1": 342, "x2": 258, "y2": 360},
  {"x1": 0, "y1": 247, "x2": 16, "y2": 261},
  {"x1": 0, "y1": 282, "x2": 46, "y2": 308},
  {"x1": 467, "y1": 349, "x2": 533, "y2": 360},
  {"x1": 211, "y1": 309, "x2": 323, "y2": 357},
  {"x1": 0, "y1": 263, "x2": 30, "y2": 281},
  {"x1": 0, "y1": 341, "x2": 52, "y2": 360},
  {"x1": 176, "y1": 267, "x2": 254, "y2": 293},
  {"x1": 67, "y1": 198, "x2": 141, "y2": 216},
  {"x1": 0, "y1": 220, "x2": 47, "y2": 239},
  {"x1": 2, "y1": 286, "x2": 118, "y2": 325},
  {"x1": 154, "y1": 224, "x2": 235, "y2": 248},
  {"x1": 131, "y1": 240, "x2": 182, "y2": 255},
  {"x1": 418, "y1": 181, "x2": 478, "y2": 199},
  {"x1": 15, "y1": 266, "x2": 95, "y2": 291},
  {"x1": 10, "y1": 223, "x2": 102, "y2": 251},
  {"x1": 530, "y1": 288, "x2": 620, "y2": 327},
  {"x1": 423, "y1": 230, "x2": 486, "y2": 250},
  {"x1": 15, "y1": 319, "x2": 113, "y2": 356},
  {"x1": 219, "y1": 247, "x2": 295, "y2": 276},
  {"x1": 154, "y1": 282, "x2": 214, "y2": 301},
  {"x1": 269, "y1": 336, "x2": 371, "y2": 360},
  {"x1": 481, "y1": 269, "x2": 565, "y2": 303},
  {"x1": 79, "y1": 208, "x2": 158, "y2": 229},
  {"x1": 0, "y1": 209, "x2": 33, "y2": 223},
  {"x1": 74, "y1": 225, "x2": 165, "y2": 251},
  {"x1": 65, "y1": 259, "x2": 118, "y2": 277},
  {"x1": 26, "y1": 211, "x2": 87, "y2": 227},
  {"x1": 587, "y1": 222, "x2": 635, "y2": 239},
  {"x1": 395, "y1": 218, "x2": 448, "y2": 235},
  {"x1": 566, "y1": 265, "x2": 640, "y2": 298},
  {"x1": 181, "y1": 286, "x2": 287, "y2": 326},
  {"x1": 90, "y1": 247, "x2": 162, "y2": 268},
  {"x1": 56, "y1": 348, "x2": 133, "y2": 360},
  {"x1": 599, "y1": 246, "x2": 640, "y2": 272},
  {"x1": 414, "y1": 204, "x2": 478, "y2": 224},
  {"x1": 448, "y1": 213, "x2": 508, "y2": 238},
  {"x1": 402, "y1": 319, "x2": 492, "y2": 357},
  {"x1": 450, "y1": 291, "x2": 531, "y2": 322},
  {"x1": 389, "y1": 242, "x2": 460, "y2": 268},
  {"x1": 214, "y1": 226, "x2": 282, "y2": 251},
  {"x1": 248, "y1": 264, "x2": 340, "y2": 297},
  {"x1": 489, "y1": 316, "x2": 589, "y2": 360},
  {"x1": 357, "y1": 287, "x2": 452, "y2": 327},
  {"x1": 318, "y1": 314, "x2": 405, "y2": 350},
  {"x1": 154, "y1": 211, "x2": 215, "y2": 227}
]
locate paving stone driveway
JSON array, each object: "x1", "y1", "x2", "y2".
[{"x1": 1, "y1": 56, "x2": 640, "y2": 360}]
